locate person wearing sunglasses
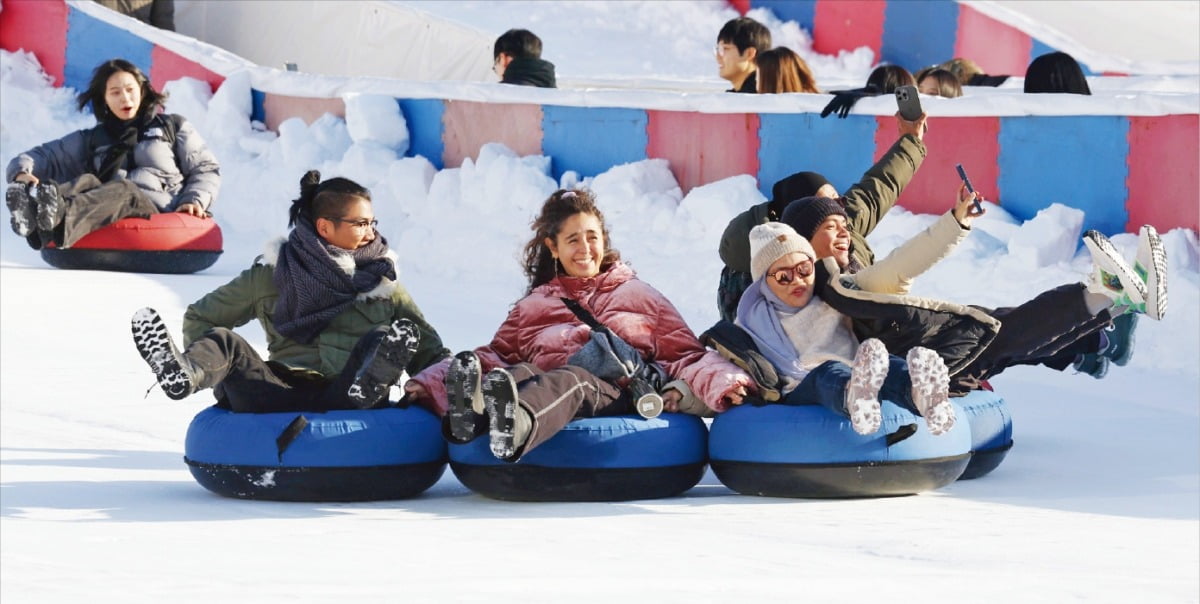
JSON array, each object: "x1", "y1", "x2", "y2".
[
  {"x1": 781, "y1": 179, "x2": 1166, "y2": 389},
  {"x1": 716, "y1": 112, "x2": 928, "y2": 322},
  {"x1": 736, "y1": 221, "x2": 955, "y2": 436},
  {"x1": 130, "y1": 170, "x2": 450, "y2": 414}
]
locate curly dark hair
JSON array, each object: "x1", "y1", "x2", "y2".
[
  {"x1": 76, "y1": 59, "x2": 167, "y2": 122},
  {"x1": 521, "y1": 189, "x2": 621, "y2": 293},
  {"x1": 287, "y1": 170, "x2": 372, "y2": 228}
]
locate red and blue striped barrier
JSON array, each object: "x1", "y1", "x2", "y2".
[{"x1": 3, "y1": 0, "x2": 1195, "y2": 236}]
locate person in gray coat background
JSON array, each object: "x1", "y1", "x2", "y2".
[{"x1": 5, "y1": 58, "x2": 219, "y2": 249}]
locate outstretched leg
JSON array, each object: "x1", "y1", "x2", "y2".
[
  {"x1": 843, "y1": 338, "x2": 888, "y2": 435},
  {"x1": 345, "y1": 318, "x2": 420, "y2": 408},
  {"x1": 444, "y1": 351, "x2": 486, "y2": 442},
  {"x1": 6, "y1": 183, "x2": 36, "y2": 238},
  {"x1": 906, "y1": 347, "x2": 954, "y2": 435},
  {"x1": 131, "y1": 308, "x2": 203, "y2": 400}
]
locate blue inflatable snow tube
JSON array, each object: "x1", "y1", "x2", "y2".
[
  {"x1": 709, "y1": 400, "x2": 972, "y2": 498},
  {"x1": 955, "y1": 390, "x2": 1014, "y2": 480},
  {"x1": 449, "y1": 413, "x2": 708, "y2": 502},
  {"x1": 184, "y1": 405, "x2": 447, "y2": 502}
]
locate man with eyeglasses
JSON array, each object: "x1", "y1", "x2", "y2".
[
  {"x1": 493, "y1": 28, "x2": 556, "y2": 88},
  {"x1": 716, "y1": 17, "x2": 771, "y2": 93}
]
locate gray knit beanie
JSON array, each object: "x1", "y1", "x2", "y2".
[{"x1": 749, "y1": 222, "x2": 816, "y2": 282}]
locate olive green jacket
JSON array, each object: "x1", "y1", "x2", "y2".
[
  {"x1": 719, "y1": 133, "x2": 927, "y2": 275},
  {"x1": 183, "y1": 243, "x2": 448, "y2": 379}
]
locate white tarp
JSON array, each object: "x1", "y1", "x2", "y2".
[{"x1": 174, "y1": 0, "x2": 495, "y2": 82}]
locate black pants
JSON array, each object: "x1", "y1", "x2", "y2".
[
  {"x1": 35, "y1": 173, "x2": 156, "y2": 249},
  {"x1": 952, "y1": 283, "x2": 1111, "y2": 393},
  {"x1": 185, "y1": 326, "x2": 391, "y2": 413}
]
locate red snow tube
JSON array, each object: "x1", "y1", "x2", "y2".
[{"x1": 41, "y1": 213, "x2": 223, "y2": 274}]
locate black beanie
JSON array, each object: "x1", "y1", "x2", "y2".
[
  {"x1": 781, "y1": 195, "x2": 848, "y2": 240},
  {"x1": 771, "y1": 171, "x2": 832, "y2": 205}
]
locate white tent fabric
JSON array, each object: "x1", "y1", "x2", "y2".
[{"x1": 174, "y1": 0, "x2": 496, "y2": 82}]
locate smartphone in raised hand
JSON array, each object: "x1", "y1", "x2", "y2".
[
  {"x1": 895, "y1": 85, "x2": 922, "y2": 121},
  {"x1": 956, "y1": 163, "x2": 983, "y2": 213}
]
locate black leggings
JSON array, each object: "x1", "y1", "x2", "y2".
[{"x1": 185, "y1": 326, "x2": 391, "y2": 413}]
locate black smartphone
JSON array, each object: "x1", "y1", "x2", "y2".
[
  {"x1": 895, "y1": 85, "x2": 922, "y2": 121},
  {"x1": 956, "y1": 163, "x2": 982, "y2": 213}
]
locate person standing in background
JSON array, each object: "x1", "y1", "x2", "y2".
[
  {"x1": 716, "y1": 17, "x2": 771, "y2": 93},
  {"x1": 493, "y1": 29, "x2": 556, "y2": 88},
  {"x1": 94, "y1": 0, "x2": 174, "y2": 31}
]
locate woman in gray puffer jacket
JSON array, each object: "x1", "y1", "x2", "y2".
[{"x1": 5, "y1": 58, "x2": 220, "y2": 249}]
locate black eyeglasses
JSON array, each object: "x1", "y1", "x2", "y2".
[
  {"x1": 770, "y1": 259, "x2": 815, "y2": 285},
  {"x1": 324, "y1": 217, "x2": 378, "y2": 230}
]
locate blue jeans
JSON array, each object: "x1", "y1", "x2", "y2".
[{"x1": 782, "y1": 357, "x2": 918, "y2": 417}]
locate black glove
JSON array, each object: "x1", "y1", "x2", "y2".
[{"x1": 819, "y1": 86, "x2": 881, "y2": 119}]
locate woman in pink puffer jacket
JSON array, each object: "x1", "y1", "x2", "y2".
[{"x1": 406, "y1": 189, "x2": 752, "y2": 461}]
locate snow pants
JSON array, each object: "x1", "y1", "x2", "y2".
[
  {"x1": 952, "y1": 283, "x2": 1111, "y2": 393},
  {"x1": 505, "y1": 363, "x2": 633, "y2": 457},
  {"x1": 184, "y1": 326, "x2": 392, "y2": 413},
  {"x1": 34, "y1": 173, "x2": 157, "y2": 249}
]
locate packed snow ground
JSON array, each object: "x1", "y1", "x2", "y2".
[{"x1": 2, "y1": 1, "x2": 1199, "y2": 601}]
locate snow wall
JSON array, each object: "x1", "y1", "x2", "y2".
[{"x1": 1, "y1": 0, "x2": 1196, "y2": 236}]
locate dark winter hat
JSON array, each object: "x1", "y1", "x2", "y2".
[
  {"x1": 781, "y1": 195, "x2": 848, "y2": 240},
  {"x1": 771, "y1": 171, "x2": 832, "y2": 204}
]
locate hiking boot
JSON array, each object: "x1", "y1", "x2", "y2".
[
  {"x1": 907, "y1": 347, "x2": 955, "y2": 436},
  {"x1": 1075, "y1": 310, "x2": 1139, "y2": 378},
  {"x1": 445, "y1": 350, "x2": 485, "y2": 441},
  {"x1": 6, "y1": 184, "x2": 36, "y2": 237},
  {"x1": 844, "y1": 338, "x2": 888, "y2": 435},
  {"x1": 482, "y1": 368, "x2": 531, "y2": 460},
  {"x1": 347, "y1": 319, "x2": 420, "y2": 408},
  {"x1": 1134, "y1": 225, "x2": 1167, "y2": 320},
  {"x1": 131, "y1": 307, "x2": 200, "y2": 400},
  {"x1": 35, "y1": 183, "x2": 65, "y2": 232},
  {"x1": 1083, "y1": 230, "x2": 1146, "y2": 314},
  {"x1": 1103, "y1": 313, "x2": 1138, "y2": 366},
  {"x1": 1072, "y1": 351, "x2": 1110, "y2": 379}
]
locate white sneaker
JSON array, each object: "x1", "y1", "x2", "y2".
[
  {"x1": 1083, "y1": 230, "x2": 1146, "y2": 313},
  {"x1": 1134, "y1": 225, "x2": 1167, "y2": 320},
  {"x1": 844, "y1": 338, "x2": 888, "y2": 435},
  {"x1": 906, "y1": 347, "x2": 955, "y2": 436}
]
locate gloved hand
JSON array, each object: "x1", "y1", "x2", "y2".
[{"x1": 820, "y1": 86, "x2": 881, "y2": 119}]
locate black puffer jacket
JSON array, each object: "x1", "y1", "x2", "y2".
[
  {"x1": 813, "y1": 257, "x2": 1001, "y2": 378},
  {"x1": 502, "y1": 57, "x2": 557, "y2": 88}
]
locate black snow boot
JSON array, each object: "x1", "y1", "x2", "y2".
[
  {"x1": 445, "y1": 350, "x2": 485, "y2": 441},
  {"x1": 6, "y1": 183, "x2": 36, "y2": 237},
  {"x1": 35, "y1": 183, "x2": 65, "y2": 232},
  {"x1": 131, "y1": 307, "x2": 203, "y2": 400},
  {"x1": 346, "y1": 318, "x2": 420, "y2": 408}
]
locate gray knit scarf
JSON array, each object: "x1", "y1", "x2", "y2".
[{"x1": 272, "y1": 219, "x2": 395, "y2": 344}]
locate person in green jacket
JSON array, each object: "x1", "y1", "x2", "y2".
[
  {"x1": 130, "y1": 170, "x2": 449, "y2": 413},
  {"x1": 716, "y1": 112, "x2": 928, "y2": 321}
]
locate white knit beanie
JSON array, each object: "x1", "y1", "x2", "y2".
[{"x1": 749, "y1": 222, "x2": 816, "y2": 282}]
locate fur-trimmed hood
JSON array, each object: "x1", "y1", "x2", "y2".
[{"x1": 257, "y1": 236, "x2": 403, "y2": 301}]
